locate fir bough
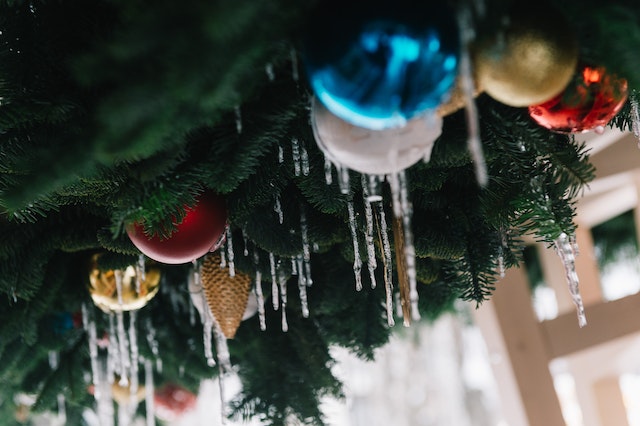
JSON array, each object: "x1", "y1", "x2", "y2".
[{"x1": 0, "y1": 0, "x2": 635, "y2": 424}]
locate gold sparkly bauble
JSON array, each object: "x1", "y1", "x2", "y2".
[
  {"x1": 472, "y1": 5, "x2": 579, "y2": 107},
  {"x1": 111, "y1": 381, "x2": 146, "y2": 406},
  {"x1": 88, "y1": 254, "x2": 161, "y2": 313},
  {"x1": 201, "y1": 252, "x2": 252, "y2": 339}
]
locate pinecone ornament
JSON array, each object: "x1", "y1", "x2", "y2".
[{"x1": 201, "y1": 252, "x2": 252, "y2": 339}]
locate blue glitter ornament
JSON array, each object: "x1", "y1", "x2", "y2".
[{"x1": 302, "y1": 1, "x2": 460, "y2": 130}]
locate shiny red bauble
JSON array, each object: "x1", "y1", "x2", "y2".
[
  {"x1": 154, "y1": 383, "x2": 198, "y2": 422},
  {"x1": 528, "y1": 65, "x2": 628, "y2": 134},
  {"x1": 126, "y1": 190, "x2": 228, "y2": 264}
]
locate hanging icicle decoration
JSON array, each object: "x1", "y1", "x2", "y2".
[
  {"x1": 242, "y1": 230, "x2": 249, "y2": 256},
  {"x1": 135, "y1": 254, "x2": 145, "y2": 294},
  {"x1": 292, "y1": 137, "x2": 302, "y2": 176},
  {"x1": 115, "y1": 311, "x2": 130, "y2": 386},
  {"x1": 226, "y1": 227, "x2": 235, "y2": 278},
  {"x1": 269, "y1": 252, "x2": 279, "y2": 310},
  {"x1": 144, "y1": 318, "x2": 160, "y2": 368},
  {"x1": 554, "y1": 232, "x2": 588, "y2": 327},
  {"x1": 497, "y1": 247, "x2": 506, "y2": 278},
  {"x1": 274, "y1": 195, "x2": 284, "y2": 224},
  {"x1": 361, "y1": 175, "x2": 378, "y2": 289},
  {"x1": 107, "y1": 312, "x2": 117, "y2": 382},
  {"x1": 278, "y1": 144, "x2": 284, "y2": 164},
  {"x1": 366, "y1": 175, "x2": 383, "y2": 202},
  {"x1": 324, "y1": 155, "x2": 333, "y2": 185},
  {"x1": 128, "y1": 310, "x2": 140, "y2": 402},
  {"x1": 457, "y1": 5, "x2": 488, "y2": 187},
  {"x1": 144, "y1": 359, "x2": 155, "y2": 426},
  {"x1": 82, "y1": 303, "x2": 102, "y2": 397},
  {"x1": 297, "y1": 256, "x2": 310, "y2": 318},
  {"x1": 114, "y1": 269, "x2": 131, "y2": 386},
  {"x1": 253, "y1": 251, "x2": 267, "y2": 331},
  {"x1": 337, "y1": 165, "x2": 350, "y2": 194},
  {"x1": 211, "y1": 318, "x2": 233, "y2": 373},
  {"x1": 373, "y1": 198, "x2": 395, "y2": 327},
  {"x1": 48, "y1": 350, "x2": 59, "y2": 370},
  {"x1": 278, "y1": 265, "x2": 289, "y2": 332},
  {"x1": 96, "y1": 352, "x2": 116, "y2": 426},
  {"x1": 631, "y1": 90, "x2": 640, "y2": 147},
  {"x1": 192, "y1": 259, "x2": 216, "y2": 367},
  {"x1": 347, "y1": 199, "x2": 363, "y2": 291},
  {"x1": 219, "y1": 240, "x2": 227, "y2": 269},
  {"x1": 57, "y1": 394, "x2": 67, "y2": 425},
  {"x1": 299, "y1": 204, "x2": 313, "y2": 286},
  {"x1": 301, "y1": 140, "x2": 310, "y2": 176}
]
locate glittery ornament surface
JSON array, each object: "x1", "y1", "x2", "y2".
[
  {"x1": 528, "y1": 65, "x2": 628, "y2": 133},
  {"x1": 303, "y1": 1, "x2": 459, "y2": 130},
  {"x1": 472, "y1": 3, "x2": 579, "y2": 107}
]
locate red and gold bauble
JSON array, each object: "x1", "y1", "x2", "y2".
[
  {"x1": 126, "y1": 190, "x2": 228, "y2": 264},
  {"x1": 528, "y1": 65, "x2": 628, "y2": 134}
]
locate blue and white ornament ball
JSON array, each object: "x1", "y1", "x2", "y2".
[{"x1": 302, "y1": 0, "x2": 461, "y2": 130}]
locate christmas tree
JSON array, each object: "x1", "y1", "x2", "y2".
[{"x1": 1, "y1": 0, "x2": 639, "y2": 424}]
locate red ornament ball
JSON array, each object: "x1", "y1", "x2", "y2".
[
  {"x1": 126, "y1": 190, "x2": 228, "y2": 264},
  {"x1": 528, "y1": 65, "x2": 628, "y2": 134},
  {"x1": 154, "y1": 383, "x2": 198, "y2": 422}
]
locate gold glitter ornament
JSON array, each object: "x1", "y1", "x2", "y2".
[
  {"x1": 471, "y1": 3, "x2": 579, "y2": 107},
  {"x1": 111, "y1": 381, "x2": 146, "y2": 406},
  {"x1": 88, "y1": 254, "x2": 161, "y2": 313}
]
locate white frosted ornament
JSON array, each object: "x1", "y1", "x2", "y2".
[{"x1": 311, "y1": 97, "x2": 442, "y2": 175}]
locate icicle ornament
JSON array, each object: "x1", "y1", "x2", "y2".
[
  {"x1": 324, "y1": 155, "x2": 333, "y2": 185},
  {"x1": 347, "y1": 199, "x2": 363, "y2": 291},
  {"x1": 361, "y1": 175, "x2": 378, "y2": 288},
  {"x1": 192, "y1": 260, "x2": 217, "y2": 367},
  {"x1": 457, "y1": 6, "x2": 487, "y2": 187},
  {"x1": 278, "y1": 144, "x2": 284, "y2": 163},
  {"x1": 278, "y1": 266, "x2": 289, "y2": 332},
  {"x1": 269, "y1": 252, "x2": 279, "y2": 310},
  {"x1": 254, "y1": 251, "x2": 267, "y2": 331},
  {"x1": 135, "y1": 254, "x2": 146, "y2": 294},
  {"x1": 82, "y1": 303, "x2": 102, "y2": 393},
  {"x1": 301, "y1": 142, "x2": 310, "y2": 176},
  {"x1": 144, "y1": 359, "x2": 155, "y2": 426},
  {"x1": 631, "y1": 90, "x2": 640, "y2": 147},
  {"x1": 225, "y1": 227, "x2": 235, "y2": 277},
  {"x1": 292, "y1": 137, "x2": 302, "y2": 176},
  {"x1": 297, "y1": 256, "x2": 310, "y2": 317},
  {"x1": 373, "y1": 198, "x2": 395, "y2": 327},
  {"x1": 299, "y1": 204, "x2": 313, "y2": 286},
  {"x1": 274, "y1": 195, "x2": 284, "y2": 224},
  {"x1": 128, "y1": 310, "x2": 140, "y2": 399},
  {"x1": 554, "y1": 232, "x2": 587, "y2": 327}
]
